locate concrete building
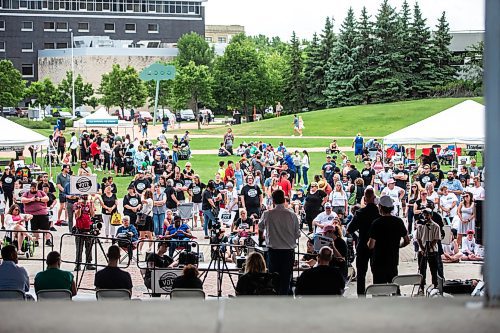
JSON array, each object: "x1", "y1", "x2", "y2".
[
  {"x1": 0, "y1": 0, "x2": 207, "y2": 81},
  {"x1": 205, "y1": 24, "x2": 244, "y2": 44}
]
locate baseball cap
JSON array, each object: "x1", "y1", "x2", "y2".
[
  {"x1": 387, "y1": 179, "x2": 395, "y2": 184},
  {"x1": 271, "y1": 170, "x2": 278, "y2": 175},
  {"x1": 4, "y1": 166, "x2": 10, "y2": 170},
  {"x1": 323, "y1": 225, "x2": 335, "y2": 233},
  {"x1": 466, "y1": 229, "x2": 475, "y2": 235},
  {"x1": 379, "y1": 195, "x2": 394, "y2": 208},
  {"x1": 324, "y1": 203, "x2": 332, "y2": 209},
  {"x1": 326, "y1": 155, "x2": 332, "y2": 159},
  {"x1": 226, "y1": 182, "x2": 234, "y2": 188}
]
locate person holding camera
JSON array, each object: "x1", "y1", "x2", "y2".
[
  {"x1": 21, "y1": 182, "x2": 51, "y2": 247},
  {"x1": 201, "y1": 182, "x2": 220, "y2": 239},
  {"x1": 164, "y1": 215, "x2": 193, "y2": 257},
  {"x1": 73, "y1": 194, "x2": 96, "y2": 271},
  {"x1": 415, "y1": 208, "x2": 441, "y2": 294}
]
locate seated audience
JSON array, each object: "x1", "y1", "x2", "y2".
[
  {"x1": 300, "y1": 239, "x2": 317, "y2": 268},
  {"x1": 295, "y1": 246, "x2": 345, "y2": 296},
  {"x1": 171, "y1": 264, "x2": 203, "y2": 289},
  {"x1": 235, "y1": 252, "x2": 279, "y2": 296},
  {"x1": 144, "y1": 242, "x2": 174, "y2": 296},
  {"x1": 94, "y1": 245, "x2": 133, "y2": 292},
  {"x1": 441, "y1": 235, "x2": 463, "y2": 263},
  {"x1": 461, "y1": 230, "x2": 483, "y2": 261},
  {"x1": 164, "y1": 215, "x2": 193, "y2": 257},
  {"x1": 115, "y1": 216, "x2": 139, "y2": 259},
  {"x1": 0, "y1": 245, "x2": 30, "y2": 295},
  {"x1": 34, "y1": 251, "x2": 77, "y2": 296}
]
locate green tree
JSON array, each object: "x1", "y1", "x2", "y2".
[
  {"x1": 0, "y1": 60, "x2": 26, "y2": 116},
  {"x1": 368, "y1": 0, "x2": 405, "y2": 103},
  {"x1": 357, "y1": 7, "x2": 376, "y2": 104},
  {"x1": 316, "y1": 17, "x2": 336, "y2": 109},
  {"x1": 25, "y1": 78, "x2": 58, "y2": 108},
  {"x1": 432, "y1": 12, "x2": 456, "y2": 86},
  {"x1": 398, "y1": 0, "x2": 413, "y2": 96},
  {"x1": 176, "y1": 32, "x2": 215, "y2": 67},
  {"x1": 213, "y1": 34, "x2": 269, "y2": 118},
  {"x1": 58, "y1": 71, "x2": 94, "y2": 109},
  {"x1": 263, "y1": 52, "x2": 287, "y2": 110},
  {"x1": 324, "y1": 7, "x2": 363, "y2": 107},
  {"x1": 87, "y1": 96, "x2": 99, "y2": 110},
  {"x1": 171, "y1": 61, "x2": 214, "y2": 129},
  {"x1": 283, "y1": 31, "x2": 305, "y2": 113},
  {"x1": 303, "y1": 33, "x2": 324, "y2": 110},
  {"x1": 98, "y1": 64, "x2": 147, "y2": 116}
]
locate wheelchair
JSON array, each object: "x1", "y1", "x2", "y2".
[{"x1": 2, "y1": 232, "x2": 35, "y2": 258}]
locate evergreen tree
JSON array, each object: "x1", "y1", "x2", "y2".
[
  {"x1": 432, "y1": 12, "x2": 456, "y2": 86},
  {"x1": 303, "y1": 33, "x2": 324, "y2": 110},
  {"x1": 314, "y1": 17, "x2": 336, "y2": 109},
  {"x1": 356, "y1": 7, "x2": 376, "y2": 104},
  {"x1": 283, "y1": 31, "x2": 305, "y2": 113},
  {"x1": 398, "y1": 0, "x2": 413, "y2": 97},
  {"x1": 324, "y1": 7, "x2": 363, "y2": 107},
  {"x1": 368, "y1": 0, "x2": 405, "y2": 103}
]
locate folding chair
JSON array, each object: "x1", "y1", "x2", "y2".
[
  {"x1": 177, "y1": 202, "x2": 194, "y2": 228},
  {"x1": 0, "y1": 289, "x2": 26, "y2": 300},
  {"x1": 96, "y1": 289, "x2": 131, "y2": 300},
  {"x1": 365, "y1": 284, "x2": 399, "y2": 297},
  {"x1": 36, "y1": 289, "x2": 72, "y2": 301},
  {"x1": 392, "y1": 274, "x2": 422, "y2": 297},
  {"x1": 170, "y1": 288, "x2": 205, "y2": 299}
]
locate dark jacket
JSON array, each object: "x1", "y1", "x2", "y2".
[{"x1": 347, "y1": 203, "x2": 380, "y2": 252}]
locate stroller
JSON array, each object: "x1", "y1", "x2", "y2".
[
  {"x1": 45, "y1": 147, "x2": 60, "y2": 166},
  {"x1": 178, "y1": 143, "x2": 190, "y2": 160},
  {"x1": 123, "y1": 152, "x2": 135, "y2": 176},
  {"x1": 2, "y1": 232, "x2": 35, "y2": 258}
]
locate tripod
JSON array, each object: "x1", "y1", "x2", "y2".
[
  {"x1": 201, "y1": 242, "x2": 237, "y2": 297},
  {"x1": 74, "y1": 232, "x2": 109, "y2": 290}
]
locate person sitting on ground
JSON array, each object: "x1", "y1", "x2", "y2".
[
  {"x1": 94, "y1": 245, "x2": 133, "y2": 292},
  {"x1": 461, "y1": 230, "x2": 483, "y2": 261},
  {"x1": 34, "y1": 251, "x2": 77, "y2": 296},
  {"x1": 171, "y1": 264, "x2": 203, "y2": 290},
  {"x1": 295, "y1": 246, "x2": 345, "y2": 296},
  {"x1": 235, "y1": 252, "x2": 279, "y2": 296},
  {"x1": 441, "y1": 234, "x2": 463, "y2": 263},
  {"x1": 0, "y1": 245, "x2": 30, "y2": 295},
  {"x1": 218, "y1": 143, "x2": 231, "y2": 157}
]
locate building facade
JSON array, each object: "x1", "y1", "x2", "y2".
[
  {"x1": 0, "y1": 0, "x2": 206, "y2": 81},
  {"x1": 205, "y1": 24, "x2": 244, "y2": 44}
]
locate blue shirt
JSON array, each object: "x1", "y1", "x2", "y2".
[
  {"x1": 0, "y1": 261, "x2": 30, "y2": 292},
  {"x1": 439, "y1": 179, "x2": 464, "y2": 200},
  {"x1": 116, "y1": 225, "x2": 139, "y2": 242},
  {"x1": 354, "y1": 136, "x2": 364, "y2": 147},
  {"x1": 166, "y1": 223, "x2": 190, "y2": 240},
  {"x1": 284, "y1": 155, "x2": 296, "y2": 172}
]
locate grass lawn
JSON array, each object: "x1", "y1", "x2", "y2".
[
  {"x1": 187, "y1": 137, "x2": 353, "y2": 150},
  {"x1": 182, "y1": 97, "x2": 484, "y2": 137}
]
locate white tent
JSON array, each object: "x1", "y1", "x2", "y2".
[
  {"x1": 383, "y1": 100, "x2": 485, "y2": 145},
  {"x1": 0, "y1": 116, "x2": 48, "y2": 148},
  {"x1": 74, "y1": 107, "x2": 134, "y2": 138}
]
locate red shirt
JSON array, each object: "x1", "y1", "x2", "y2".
[
  {"x1": 278, "y1": 178, "x2": 292, "y2": 197},
  {"x1": 22, "y1": 190, "x2": 48, "y2": 216},
  {"x1": 90, "y1": 141, "x2": 101, "y2": 156},
  {"x1": 74, "y1": 202, "x2": 92, "y2": 230},
  {"x1": 224, "y1": 167, "x2": 235, "y2": 183}
]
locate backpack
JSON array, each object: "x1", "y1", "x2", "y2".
[
  {"x1": 348, "y1": 186, "x2": 357, "y2": 206},
  {"x1": 250, "y1": 273, "x2": 278, "y2": 295}
]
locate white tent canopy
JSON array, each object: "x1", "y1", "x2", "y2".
[
  {"x1": 0, "y1": 116, "x2": 48, "y2": 148},
  {"x1": 74, "y1": 107, "x2": 133, "y2": 128},
  {"x1": 383, "y1": 100, "x2": 485, "y2": 145}
]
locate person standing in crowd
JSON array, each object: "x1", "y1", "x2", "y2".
[
  {"x1": 152, "y1": 184, "x2": 167, "y2": 237},
  {"x1": 439, "y1": 170, "x2": 464, "y2": 199},
  {"x1": 73, "y1": 194, "x2": 95, "y2": 271},
  {"x1": 56, "y1": 131, "x2": 66, "y2": 161},
  {"x1": 329, "y1": 181, "x2": 348, "y2": 216},
  {"x1": 137, "y1": 189, "x2": 154, "y2": 255},
  {"x1": 292, "y1": 115, "x2": 300, "y2": 136},
  {"x1": 322, "y1": 155, "x2": 335, "y2": 187},
  {"x1": 78, "y1": 160, "x2": 92, "y2": 176},
  {"x1": 35, "y1": 251, "x2": 77, "y2": 296},
  {"x1": 417, "y1": 164, "x2": 437, "y2": 189},
  {"x1": 201, "y1": 182, "x2": 219, "y2": 239},
  {"x1": 63, "y1": 175, "x2": 79, "y2": 231},
  {"x1": 69, "y1": 132, "x2": 79, "y2": 166},
  {"x1": 368, "y1": 195, "x2": 410, "y2": 284},
  {"x1": 301, "y1": 150, "x2": 310, "y2": 186},
  {"x1": 94, "y1": 245, "x2": 133, "y2": 292},
  {"x1": 140, "y1": 118, "x2": 148, "y2": 138},
  {"x1": 380, "y1": 179, "x2": 404, "y2": 217},
  {"x1": 361, "y1": 161, "x2": 375, "y2": 187},
  {"x1": 0, "y1": 245, "x2": 30, "y2": 295},
  {"x1": 430, "y1": 162, "x2": 444, "y2": 189},
  {"x1": 304, "y1": 182, "x2": 327, "y2": 234},
  {"x1": 224, "y1": 128, "x2": 234, "y2": 155},
  {"x1": 455, "y1": 191, "x2": 475, "y2": 248},
  {"x1": 352, "y1": 133, "x2": 364, "y2": 163},
  {"x1": 439, "y1": 185, "x2": 458, "y2": 223},
  {"x1": 275, "y1": 102, "x2": 283, "y2": 117},
  {"x1": 100, "y1": 136, "x2": 112, "y2": 174},
  {"x1": 1, "y1": 166, "x2": 16, "y2": 208},
  {"x1": 89, "y1": 138, "x2": 102, "y2": 171},
  {"x1": 240, "y1": 175, "x2": 263, "y2": 218},
  {"x1": 278, "y1": 171, "x2": 292, "y2": 199},
  {"x1": 21, "y1": 182, "x2": 52, "y2": 247},
  {"x1": 188, "y1": 175, "x2": 205, "y2": 229},
  {"x1": 41, "y1": 183, "x2": 57, "y2": 232},
  {"x1": 415, "y1": 208, "x2": 441, "y2": 294},
  {"x1": 113, "y1": 141, "x2": 125, "y2": 176},
  {"x1": 259, "y1": 190, "x2": 300, "y2": 295},
  {"x1": 101, "y1": 185, "x2": 118, "y2": 240},
  {"x1": 123, "y1": 185, "x2": 142, "y2": 226},
  {"x1": 224, "y1": 160, "x2": 235, "y2": 184},
  {"x1": 133, "y1": 170, "x2": 151, "y2": 195},
  {"x1": 295, "y1": 246, "x2": 345, "y2": 296}
]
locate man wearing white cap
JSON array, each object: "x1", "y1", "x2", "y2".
[
  {"x1": 312, "y1": 203, "x2": 338, "y2": 234},
  {"x1": 380, "y1": 179, "x2": 404, "y2": 217},
  {"x1": 368, "y1": 195, "x2": 410, "y2": 284}
]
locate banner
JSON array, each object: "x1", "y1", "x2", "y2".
[
  {"x1": 86, "y1": 118, "x2": 118, "y2": 125},
  {"x1": 69, "y1": 175, "x2": 98, "y2": 195},
  {"x1": 152, "y1": 269, "x2": 182, "y2": 295}
]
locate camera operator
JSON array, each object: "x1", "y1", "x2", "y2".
[
  {"x1": 415, "y1": 208, "x2": 441, "y2": 294},
  {"x1": 201, "y1": 181, "x2": 221, "y2": 239},
  {"x1": 73, "y1": 194, "x2": 96, "y2": 271},
  {"x1": 164, "y1": 215, "x2": 193, "y2": 257},
  {"x1": 229, "y1": 209, "x2": 255, "y2": 255}
]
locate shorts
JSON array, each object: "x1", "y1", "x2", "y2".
[
  {"x1": 115, "y1": 158, "x2": 123, "y2": 167},
  {"x1": 355, "y1": 146, "x2": 363, "y2": 156},
  {"x1": 31, "y1": 215, "x2": 50, "y2": 231},
  {"x1": 59, "y1": 194, "x2": 67, "y2": 203},
  {"x1": 192, "y1": 202, "x2": 202, "y2": 215},
  {"x1": 137, "y1": 215, "x2": 154, "y2": 232}
]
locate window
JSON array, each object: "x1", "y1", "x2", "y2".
[
  {"x1": 44, "y1": 21, "x2": 55, "y2": 31},
  {"x1": 218, "y1": 37, "x2": 227, "y2": 43},
  {"x1": 205, "y1": 36, "x2": 212, "y2": 42},
  {"x1": 19, "y1": 0, "x2": 28, "y2": 9},
  {"x1": 125, "y1": 23, "x2": 136, "y2": 33},
  {"x1": 22, "y1": 42, "x2": 33, "y2": 52},
  {"x1": 148, "y1": 23, "x2": 158, "y2": 33},
  {"x1": 21, "y1": 64, "x2": 34, "y2": 78},
  {"x1": 78, "y1": 22, "x2": 89, "y2": 32},
  {"x1": 56, "y1": 42, "x2": 68, "y2": 49},
  {"x1": 104, "y1": 23, "x2": 115, "y2": 32},
  {"x1": 0, "y1": 41, "x2": 5, "y2": 52},
  {"x1": 0, "y1": 20, "x2": 5, "y2": 31},
  {"x1": 22, "y1": 21, "x2": 33, "y2": 31},
  {"x1": 103, "y1": 1, "x2": 110, "y2": 11},
  {"x1": 44, "y1": 42, "x2": 55, "y2": 49},
  {"x1": 80, "y1": 1, "x2": 87, "y2": 10},
  {"x1": 56, "y1": 22, "x2": 68, "y2": 32}
]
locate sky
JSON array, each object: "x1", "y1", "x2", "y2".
[{"x1": 204, "y1": 0, "x2": 485, "y2": 40}]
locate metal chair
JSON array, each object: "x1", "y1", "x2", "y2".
[
  {"x1": 365, "y1": 283, "x2": 399, "y2": 297},
  {"x1": 392, "y1": 274, "x2": 422, "y2": 297},
  {"x1": 0, "y1": 289, "x2": 26, "y2": 300},
  {"x1": 96, "y1": 289, "x2": 131, "y2": 300},
  {"x1": 169, "y1": 288, "x2": 205, "y2": 299},
  {"x1": 36, "y1": 289, "x2": 73, "y2": 301}
]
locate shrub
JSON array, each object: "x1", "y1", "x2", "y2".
[{"x1": 9, "y1": 117, "x2": 51, "y2": 129}]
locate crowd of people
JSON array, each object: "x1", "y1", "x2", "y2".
[{"x1": 0, "y1": 127, "x2": 486, "y2": 297}]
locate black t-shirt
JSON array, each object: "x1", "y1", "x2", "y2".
[
  {"x1": 241, "y1": 185, "x2": 262, "y2": 209},
  {"x1": 37, "y1": 182, "x2": 56, "y2": 193},
  {"x1": 304, "y1": 190, "x2": 326, "y2": 212},
  {"x1": 123, "y1": 194, "x2": 141, "y2": 216},
  {"x1": 164, "y1": 186, "x2": 177, "y2": 209},
  {"x1": 1, "y1": 174, "x2": 15, "y2": 192},
  {"x1": 201, "y1": 189, "x2": 214, "y2": 211},
  {"x1": 431, "y1": 169, "x2": 445, "y2": 188},
  {"x1": 347, "y1": 169, "x2": 361, "y2": 183},
  {"x1": 295, "y1": 265, "x2": 345, "y2": 296},
  {"x1": 234, "y1": 217, "x2": 254, "y2": 230},
  {"x1": 189, "y1": 182, "x2": 205, "y2": 203},
  {"x1": 235, "y1": 272, "x2": 279, "y2": 296},
  {"x1": 393, "y1": 169, "x2": 409, "y2": 190},
  {"x1": 369, "y1": 216, "x2": 408, "y2": 268},
  {"x1": 172, "y1": 275, "x2": 203, "y2": 290},
  {"x1": 102, "y1": 193, "x2": 117, "y2": 215},
  {"x1": 173, "y1": 178, "x2": 185, "y2": 201},
  {"x1": 361, "y1": 168, "x2": 375, "y2": 186},
  {"x1": 94, "y1": 267, "x2": 132, "y2": 290},
  {"x1": 133, "y1": 178, "x2": 151, "y2": 194},
  {"x1": 182, "y1": 169, "x2": 194, "y2": 187},
  {"x1": 152, "y1": 160, "x2": 164, "y2": 175},
  {"x1": 417, "y1": 172, "x2": 436, "y2": 188},
  {"x1": 458, "y1": 173, "x2": 470, "y2": 184},
  {"x1": 46, "y1": 192, "x2": 56, "y2": 208},
  {"x1": 322, "y1": 162, "x2": 335, "y2": 181},
  {"x1": 113, "y1": 146, "x2": 123, "y2": 160},
  {"x1": 331, "y1": 237, "x2": 348, "y2": 278},
  {"x1": 347, "y1": 203, "x2": 380, "y2": 251}
]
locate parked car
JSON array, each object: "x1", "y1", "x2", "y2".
[
  {"x1": 157, "y1": 108, "x2": 176, "y2": 122},
  {"x1": 52, "y1": 111, "x2": 74, "y2": 119},
  {"x1": 1, "y1": 107, "x2": 27, "y2": 117},
  {"x1": 178, "y1": 109, "x2": 195, "y2": 121},
  {"x1": 135, "y1": 111, "x2": 153, "y2": 122}
]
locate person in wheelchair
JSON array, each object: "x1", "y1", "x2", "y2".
[
  {"x1": 164, "y1": 215, "x2": 193, "y2": 257},
  {"x1": 291, "y1": 189, "x2": 306, "y2": 215},
  {"x1": 4, "y1": 204, "x2": 33, "y2": 255},
  {"x1": 115, "y1": 216, "x2": 139, "y2": 261},
  {"x1": 229, "y1": 209, "x2": 255, "y2": 255}
]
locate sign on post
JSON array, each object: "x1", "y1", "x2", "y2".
[
  {"x1": 152, "y1": 269, "x2": 182, "y2": 295},
  {"x1": 139, "y1": 63, "x2": 176, "y2": 125},
  {"x1": 69, "y1": 175, "x2": 98, "y2": 195}
]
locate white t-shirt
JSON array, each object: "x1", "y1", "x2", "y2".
[
  {"x1": 226, "y1": 189, "x2": 239, "y2": 212},
  {"x1": 468, "y1": 185, "x2": 485, "y2": 201},
  {"x1": 329, "y1": 191, "x2": 347, "y2": 207},
  {"x1": 428, "y1": 191, "x2": 439, "y2": 211},
  {"x1": 440, "y1": 193, "x2": 458, "y2": 217},
  {"x1": 462, "y1": 237, "x2": 478, "y2": 255},
  {"x1": 70, "y1": 136, "x2": 79, "y2": 150},
  {"x1": 301, "y1": 155, "x2": 310, "y2": 168},
  {"x1": 381, "y1": 186, "x2": 403, "y2": 204},
  {"x1": 313, "y1": 211, "x2": 337, "y2": 233}
]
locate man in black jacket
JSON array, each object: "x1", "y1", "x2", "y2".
[{"x1": 347, "y1": 188, "x2": 380, "y2": 295}]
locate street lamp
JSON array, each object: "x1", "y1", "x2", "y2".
[{"x1": 70, "y1": 29, "x2": 75, "y2": 117}]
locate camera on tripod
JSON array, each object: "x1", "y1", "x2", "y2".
[{"x1": 90, "y1": 216, "x2": 103, "y2": 236}]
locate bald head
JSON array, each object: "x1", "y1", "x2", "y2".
[{"x1": 364, "y1": 188, "x2": 375, "y2": 204}]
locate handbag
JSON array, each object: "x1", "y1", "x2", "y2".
[
  {"x1": 110, "y1": 212, "x2": 122, "y2": 226},
  {"x1": 348, "y1": 186, "x2": 357, "y2": 206}
]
